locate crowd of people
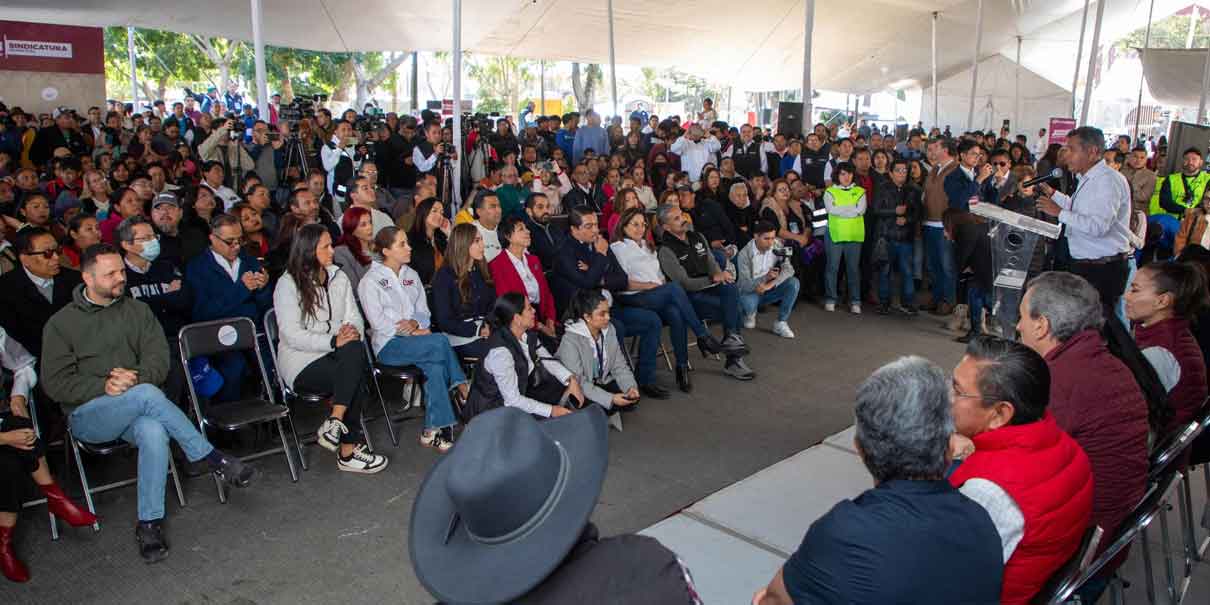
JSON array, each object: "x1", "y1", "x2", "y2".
[{"x1": 1, "y1": 88, "x2": 1209, "y2": 604}]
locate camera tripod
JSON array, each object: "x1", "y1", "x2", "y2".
[{"x1": 282, "y1": 135, "x2": 310, "y2": 183}]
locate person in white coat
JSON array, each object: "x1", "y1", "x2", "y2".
[
  {"x1": 359, "y1": 227, "x2": 469, "y2": 453},
  {"x1": 273, "y1": 224, "x2": 387, "y2": 474}
]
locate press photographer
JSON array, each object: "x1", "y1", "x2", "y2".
[
  {"x1": 198, "y1": 117, "x2": 254, "y2": 192},
  {"x1": 320, "y1": 119, "x2": 362, "y2": 210},
  {"x1": 412, "y1": 119, "x2": 456, "y2": 186}
]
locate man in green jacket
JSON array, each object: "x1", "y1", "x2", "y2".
[{"x1": 40, "y1": 244, "x2": 255, "y2": 564}]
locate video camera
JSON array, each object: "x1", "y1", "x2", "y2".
[{"x1": 278, "y1": 94, "x2": 328, "y2": 131}]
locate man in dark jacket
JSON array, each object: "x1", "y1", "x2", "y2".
[
  {"x1": 563, "y1": 163, "x2": 607, "y2": 213},
  {"x1": 41, "y1": 244, "x2": 254, "y2": 564},
  {"x1": 0, "y1": 228, "x2": 82, "y2": 357},
  {"x1": 870, "y1": 160, "x2": 922, "y2": 315},
  {"x1": 30, "y1": 111, "x2": 88, "y2": 169},
  {"x1": 550, "y1": 208, "x2": 668, "y2": 399},
  {"x1": 680, "y1": 186, "x2": 736, "y2": 257},
  {"x1": 523, "y1": 192, "x2": 565, "y2": 271},
  {"x1": 731, "y1": 124, "x2": 763, "y2": 179},
  {"x1": 944, "y1": 139, "x2": 991, "y2": 212}
]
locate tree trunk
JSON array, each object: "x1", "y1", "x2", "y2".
[
  {"x1": 572, "y1": 63, "x2": 598, "y2": 111},
  {"x1": 331, "y1": 57, "x2": 355, "y2": 104},
  {"x1": 279, "y1": 63, "x2": 295, "y2": 104}
]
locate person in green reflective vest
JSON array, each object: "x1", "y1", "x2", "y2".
[
  {"x1": 823, "y1": 161, "x2": 867, "y2": 314},
  {"x1": 1152, "y1": 147, "x2": 1209, "y2": 220}
]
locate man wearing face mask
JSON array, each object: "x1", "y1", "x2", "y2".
[{"x1": 118, "y1": 216, "x2": 192, "y2": 407}]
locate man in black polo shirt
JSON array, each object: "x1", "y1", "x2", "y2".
[{"x1": 754, "y1": 356, "x2": 1003, "y2": 605}]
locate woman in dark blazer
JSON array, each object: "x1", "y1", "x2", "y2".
[
  {"x1": 431, "y1": 223, "x2": 496, "y2": 360},
  {"x1": 408, "y1": 197, "x2": 451, "y2": 285}
]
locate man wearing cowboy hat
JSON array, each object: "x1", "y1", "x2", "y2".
[{"x1": 410, "y1": 406, "x2": 702, "y2": 604}]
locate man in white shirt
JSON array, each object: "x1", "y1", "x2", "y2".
[
  {"x1": 1032, "y1": 128, "x2": 1048, "y2": 158},
  {"x1": 471, "y1": 190, "x2": 504, "y2": 262},
  {"x1": 1037, "y1": 126, "x2": 1132, "y2": 317},
  {"x1": 670, "y1": 125, "x2": 721, "y2": 184},
  {"x1": 735, "y1": 222, "x2": 799, "y2": 338},
  {"x1": 200, "y1": 161, "x2": 241, "y2": 212},
  {"x1": 347, "y1": 175, "x2": 395, "y2": 236}
]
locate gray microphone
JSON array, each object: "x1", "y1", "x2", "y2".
[{"x1": 1021, "y1": 168, "x2": 1063, "y2": 188}]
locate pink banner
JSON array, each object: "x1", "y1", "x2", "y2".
[{"x1": 1047, "y1": 117, "x2": 1077, "y2": 146}]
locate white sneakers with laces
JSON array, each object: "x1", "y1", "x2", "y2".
[
  {"x1": 337, "y1": 444, "x2": 389, "y2": 474},
  {"x1": 317, "y1": 417, "x2": 347, "y2": 452},
  {"x1": 772, "y1": 321, "x2": 796, "y2": 339}
]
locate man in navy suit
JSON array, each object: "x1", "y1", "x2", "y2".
[{"x1": 944, "y1": 139, "x2": 992, "y2": 212}]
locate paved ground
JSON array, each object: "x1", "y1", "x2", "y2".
[{"x1": 1, "y1": 303, "x2": 975, "y2": 605}]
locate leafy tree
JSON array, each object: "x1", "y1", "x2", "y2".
[
  {"x1": 1115, "y1": 11, "x2": 1210, "y2": 52},
  {"x1": 571, "y1": 63, "x2": 602, "y2": 111},
  {"x1": 467, "y1": 56, "x2": 534, "y2": 119},
  {"x1": 103, "y1": 27, "x2": 209, "y2": 103}
]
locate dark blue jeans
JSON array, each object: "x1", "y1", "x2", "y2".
[
  {"x1": 878, "y1": 241, "x2": 916, "y2": 306},
  {"x1": 621, "y1": 283, "x2": 707, "y2": 367},
  {"x1": 967, "y1": 284, "x2": 993, "y2": 334},
  {"x1": 923, "y1": 225, "x2": 956, "y2": 305},
  {"x1": 611, "y1": 305, "x2": 662, "y2": 385},
  {"x1": 687, "y1": 282, "x2": 741, "y2": 335}
]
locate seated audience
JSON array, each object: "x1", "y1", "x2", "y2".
[
  {"x1": 407, "y1": 197, "x2": 450, "y2": 285},
  {"x1": 359, "y1": 227, "x2": 468, "y2": 454},
  {"x1": 489, "y1": 215, "x2": 559, "y2": 341},
  {"x1": 346, "y1": 175, "x2": 394, "y2": 236},
  {"x1": 273, "y1": 224, "x2": 387, "y2": 474},
  {"x1": 0, "y1": 228, "x2": 83, "y2": 358},
  {"x1": 231, "y1": 202, "x2": 270, "y2": 259},
  {"x1": 62, "y1": 212, "x2": 102, "y2": 270},
  {"x1": 522, "y1": 192, "x2": 564, "y2": 271},
  {"x1": 470, "y1": 189, "x2": 503, "y2": 262},
  {"x1": 41, "y1": 244, "x2": 254, "y2": 563},
  {"x1": 736, "y1": 221, "x2": 799, "y2": 338},
  {"x1": 949, "y1": 336, "x2": 1094, "y2": 605},
  {"x1": 99, "y1": 186, "x2": 143, "y2": 244},
  {"x1": 432, "y1": 223, "x2": 496, "y2": 360},
  {"x1": 725, "y1": 182, "x2": 759, "y2": 250},
  {"x1": 462, "y1": 293, "x2": 585, "y2": 420},
  {"x1": 556, "y1": 288, "x2": 641, "y2": 415},
  {"x1": 148, "y1": 192, "x2": 187, "y2": 266},
  {"x1": 754, "y1": 356, "x2": 1003, "y2": 605},
  {"x1": 1, "y1": 326, "x2": 97, "y2": 583},
  {"x1": 332, "y1": 206, "x2": 375, "y2": 291}
]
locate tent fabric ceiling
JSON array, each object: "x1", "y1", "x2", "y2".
[
  {"x1": 1, "y1": 0, "x2": 1196, "y2": 94},
  {"x1": 1139, "y1": 48, "x2": 1210, "y2": 107},
  {"x1": 920, "y1": 54, "x2": 1070, "y2": 135}
]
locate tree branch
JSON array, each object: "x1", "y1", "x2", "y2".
[{"x1": 366, "y1": 52, "x2": 409, "y2": 91}]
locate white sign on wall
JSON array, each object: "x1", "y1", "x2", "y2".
[{"x1": 2, "y1": 36, "x2": 73, "y2": 59}]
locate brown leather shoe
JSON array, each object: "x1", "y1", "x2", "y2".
[{"x1": 932, "y1": 302, "x2": 954, "y2": 316}]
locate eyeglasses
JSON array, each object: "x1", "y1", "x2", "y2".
[
  {"x1": 993, "y1": 161, "x2": 1009, "y2": 167},
  {"x1": 133, "y1": 235, "x2": 160, "y2": 244},
  {"x1": 23, "y1": 246, "x2": 61, "y2": 259},
  {"x1": 215, "y1": 235, "x2": 245, "y2": 247},
  {"x1": 951, "y1": 379, "x2": 999, "y2": 402}
]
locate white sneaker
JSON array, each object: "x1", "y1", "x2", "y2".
[
  {"x1": 824, "y1": 302, "x2": 836, "y2": 312},
  {"x1": 317, "y1": 417, "x2": 347, "y2": 452},
  {"x1": 743, "y1": 313, "x2": 756, "y2": 330},
  {"x1": 337, "y1": 444, "x2": 389, "y2": 474},
  {"x1": 772, "y1": 321, "x2": 796, "y2": 339},
  {"x1": 850, "y1": 304, "x2": 862, "y2": 315},
  {"x1": 420, "y1": 428, "x2": 455, "y2": 453}
]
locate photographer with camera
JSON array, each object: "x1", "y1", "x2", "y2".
[
  {"x1": 371, "y1": 122, "x2": 408, "y2": 199},
  {"x1": 246, "y1": 121, "x2": 285, "y2": 191},
  {"x1": 320, "y1": 119, "x2": 361, "y2": 212},
  {"x1": 198, "y1": 117, "x2": 254, "y2": 192},
  {"x1": 736, "y1": 221, "x2": 800, "y2": 339}
]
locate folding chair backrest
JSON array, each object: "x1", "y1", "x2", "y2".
[
  {"x1": 178, "y1": 317, "x2": 276, "y2": 412},
  {"x1": 1149, "y1": 419, "x2": 1205, "y2": 481},
  {"x1": 1032, "y1": 525, "x2": 1103, "y2": 605},
  {"x1": 262, "y1": 308, "x2": 293, "y2": 398}
]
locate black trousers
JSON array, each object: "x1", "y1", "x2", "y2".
[
  {"x1": 0, "y1": 415, "x2": 43, "y2": 514},
  {"x1": 294, "y1": 342, "x2": 368, "y2": 445},
  {"x1": 1071, "y1": 256, "x2": 1129, "y2": 320}
]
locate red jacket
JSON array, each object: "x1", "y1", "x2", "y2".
[
  {"x1": 1135, "y1": 317, "x2": 1208, "y2": 435},
  {"x1": 489, "y1": 249, "x2": 556, "y2": 324},
  {"x1": 950, "y1": 413, "x2": 1094, "y2": 605},
  {"x1": 1046, "y1": 329, "x2": 1149, "y2": 565}
]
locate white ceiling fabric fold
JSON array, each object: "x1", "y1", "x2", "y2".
[{"x1": 1139, "y1": 47, "x2": 1210, "y2": 107}]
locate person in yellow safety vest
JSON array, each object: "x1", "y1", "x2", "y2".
[
  {"x1": 1153, "y1": 147, "x2": 1209, "y2": 220},
  {"x1": 823, "y1": 161, "x2": 867, "y2": 314}
]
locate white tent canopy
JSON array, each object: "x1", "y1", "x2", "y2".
[
  {"x1": 4, "y1": 0, "x2": 1199, "y2": 93},
  {"x1": 920, "y1": 55, "x2": 1069, "y2": 137}
]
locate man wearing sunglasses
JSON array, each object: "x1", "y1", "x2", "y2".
[
  {"x1": 979, "y1": 149, "x2": 1017, "y2": 206},
  {"x1": 0, "y1": 228, "x2": 82, "y2": 359}
]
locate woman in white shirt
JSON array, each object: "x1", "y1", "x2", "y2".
[
  {"x1": 608, "y1": 207, "x2": 723, "y2": 392},
  {"x1": 273, "y1": 224, "x2": 387, "y2": 474},
  {"x1": 461, "y1": 292, "x2": 586, "y2": 421},
  {"x1": 358, "y1": 227, "x2": 468, "y2": 453},
  {"x1": 531, "y1": 163, "x2": 572, "y2": 215}
]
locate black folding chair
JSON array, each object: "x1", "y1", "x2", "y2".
[
  {"x1": 178, "y1": 318, "x2": 300, "y2": 503},
  {"x1": 263, "y1": 308, "x2": 375, "y2": 470},
  {"x1": 16, "y1": 391, "x2": 58, "y2": 540},
  {"x1": 1147, "y1": 418, "x2": 1205, "y2": 604},
  {"x1": 1031, "y1": 525, "x2": 1102, "y2": 604},
  {"x1": 64, "y1": 425, "x2": 186, "y2": 532},
  {"x1": 360, "y1": 336, "x2": 416, "y2": 445}
]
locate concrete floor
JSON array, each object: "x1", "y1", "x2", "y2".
[{"x1": 0, "y1": 304, "x2": 1015, "y2": 604}]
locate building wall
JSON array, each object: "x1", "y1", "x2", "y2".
[{"x1": 0, "y1": 71, "x2": 106, "y2": 114}]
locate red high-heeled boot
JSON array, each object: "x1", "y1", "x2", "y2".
[
  {"x1": 0, "y1": 526, "x2": 29, "y2": 583},
  {"x1": 39, "y1": 482, "x2": 97, "y2": 527}
]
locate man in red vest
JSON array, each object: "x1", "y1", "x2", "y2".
[{"x1": 949, "y1": 336, "x2": 1094, "y2": 605}]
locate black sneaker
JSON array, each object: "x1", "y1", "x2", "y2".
[
  {"x1": 135, "y1": 520, "x2": 169, "y2": 564},
  {"x1": 212, "y1": 454, "x2": 256, "y2": 488},
  {"x1": 876, "y1": 304, "x2": 891, "y2": 315},
  {"x1": 639, "y1": 384, "x2": 670, "y2": 400}
]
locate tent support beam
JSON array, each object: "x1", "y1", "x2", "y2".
[
  {"x1": 127, "y1": 26, "x2": 139, "y2": 108},
  {"x1": 251, "y1": 0, "x2": 269, "y2": 120},
  {"x1": 540, "y1": 60, "x2": 546, "y2": 116},
  {"x1": 1014, "y1": 36, "x2": 1021, "y2": 135},
  {"x1": 451, "y1": 0, "x2": 462, "y2": 210},
  {"x1": 966, "y1": 0, "x2": 983, "y2": 132},
  {"x1": 1071, "y1": 0, "x2": 1090, "y2": 119},
  {"x1": 607, "y1": 0, "x2": 618, "y2": 118},
  {"x1": 802, "y1": 0, "x2": 814, "y2": 136},
  {"x1": 1134, "y1": 0, "x2": 1155, "y2": 140},
  {"x1": 1079, "y1": 0, "x2": 1105, "y2": 126},
  {"x1": 1199, "y1": 46, "x2": 1210, "y2": 125},
  {"x1": 931, "y1": 12, "x2": 938, "y2": 130},
  {"x1": 411, "y1": 51, "x2": 419, "y2": 112}
]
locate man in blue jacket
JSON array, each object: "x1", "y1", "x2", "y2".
[
  {"x1": 549, "y1": 208, "x2": 669, "y2": 400},
  {"x1": 184, "y1": 214, "x2": 273, "y2": 401},
  {"x1": 944, "y1": 139, "x2": 993, "y2": 212}
]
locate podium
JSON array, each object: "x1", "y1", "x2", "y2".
[{"x1": 970, "y1": 203, "x2": 1062, "y2": 336}]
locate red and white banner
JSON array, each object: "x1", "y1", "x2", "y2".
[
  {"x1": 0, "y1": 20, "x2": 103, "y2": 74},
  {"x1": 1047, "y1": 117, "x2": 1077, "y2": 146}
]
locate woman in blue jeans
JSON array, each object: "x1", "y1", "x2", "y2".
[
  {"x1": 609, "y1": 208, "x2": 723, "y2": 392},
  {"x1": 358, "y1": 227, "x2": 468, "y2": 453}
]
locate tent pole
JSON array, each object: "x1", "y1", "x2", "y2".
[
  {"x1": 802, "y1": 0, "x2": 814, "y2": 137},
  {"x1": 1199, "y1": 46, "x2": 1210, "y2": 125},
  {"x1": 411, "y1": 51, "x2": 419, "y2": 112},
  {"x1": 540, "y1": 61, "x2": 546, "y2": 116},
  {"x1": 127, "y1": 26, "x2": 139, "y2": 109},
  {"x1": 1014, "y1": 36, "x2": 1021, "y2": 136},
  {"x1": 1079, "y1": 0, "x2": 1106, "y2": 126},
  {"x1": 250, "y1": 0, "x2": 269, "y2": 119},
  {"x1": 966, "y1": 0, "x2": 983, "y2": 132},
  {"x1": 931, "y1": 12, "x2": 938, "y2": 130},
  {"x1": 1134, "y1": 0, "x2": 1155, "y2": 141},
  {"x1": 451, "y1": 0, "x2": 463, "y2": 210},
  {"x1": 607, "y1": 0, "x2": 618, "y2": 119},
  {"x1": 1070, "y1": 0, "x2": 1090, "y2": 119}
]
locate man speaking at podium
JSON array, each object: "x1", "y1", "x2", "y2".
[{"x1": 1035, "y1": 126, "x2": 1131, "y2": 317}]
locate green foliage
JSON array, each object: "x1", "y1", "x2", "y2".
[
  {"x1": 1115, "y1": 12, "x2": 1210, "y2": 51},
  {"x1": 467, "y1": 56, "x2": 534, "y2": 118},
  {"x1": 103, "y1": 27, "x2": 209, "y2": 100}
]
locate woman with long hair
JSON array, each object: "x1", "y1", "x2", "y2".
[
  {"x1": 607, "y1": 188, "x2": 649, "y2": 240},
  {"x1": 650, "y1": 152, "x2": 673, "y2": 197},
  {"x1": 908, "y1": 159, "x2": 927, "y2": 189},
  {"x1": 629, "y1": 162, "x2": 658, "y2": 211},
  {"x1": 272, "y1": 224, "x2": 387, "y2": 474},
  {"x1": 61, "y1": 212, "x2": 101, "y2": 269},
  {"x1": 759, "y1": 178, "x2": 809, "y2": 255},
  {"x1": 78, "y1": 169, "x2": 112, "y2": 220},
  {"x1": 408, "y1": 197, "x2": 451, "y2": 285},
  {"x1": 333, "y1": 207, "x2": 374, "y2": 290},
  {"x1": 359, "y1": 227, "x2": 468, "y2": 453},
  {"x1": 1125, "y1": 260, "x2": 1210, "y2": 437},
  {"x1": 461, "y1": 292, "x2": 585, "y2": 421},
  {"x1": 697, "y1": 167, "x2": 727, "y2": 207},
  {"x1": 431, "y1": 223, "x2": 496, "y2": 360},
  {"x1": 610, "y1": 207, "x2": 724, "y2": 392}
]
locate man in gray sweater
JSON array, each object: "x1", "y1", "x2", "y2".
[{"x1": 735, "y1": 221, "x2": 800, "y2": 339}]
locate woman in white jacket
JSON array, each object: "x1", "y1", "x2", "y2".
[
  {"x1": 358, "y1": 227, "x2": 469, "y2": 453},
  {"x1": 273, "y1": 224, "x2": 387, "y2": 474}
]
